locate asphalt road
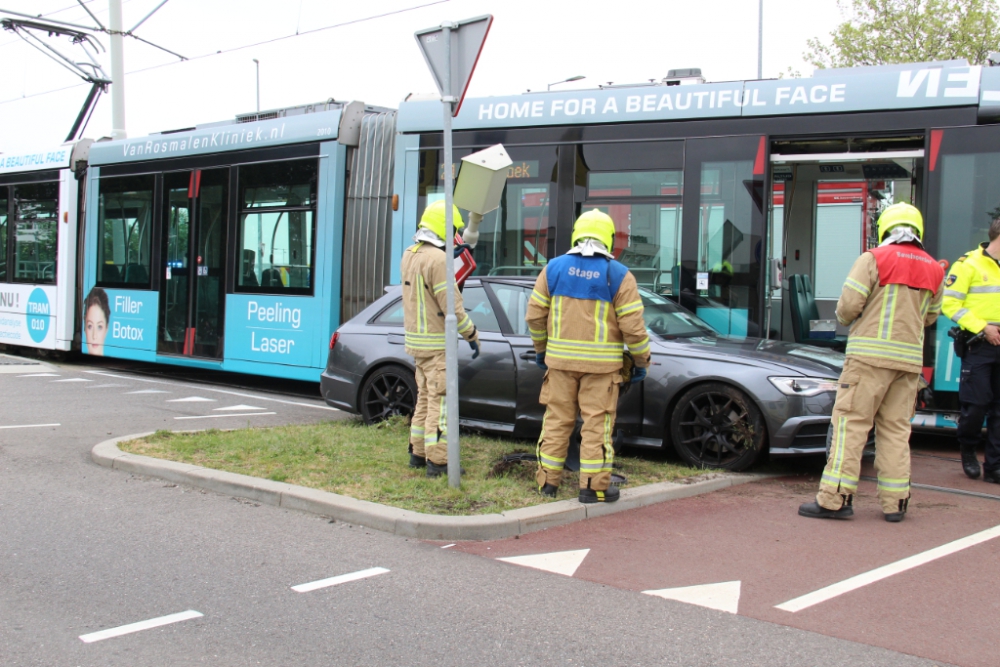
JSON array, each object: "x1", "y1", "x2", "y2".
[{"x1": 0, "y1": 352, "x2": 949, "y2": 666}]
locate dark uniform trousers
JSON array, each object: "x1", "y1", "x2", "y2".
[{"x1": 957, "y1": 341, "x2": 1000, "y2": 476}]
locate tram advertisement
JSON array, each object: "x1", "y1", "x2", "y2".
[
  {"x1": 0, "y1": 285, "x2": 57, "y2": 348},
  {"x1": 81, "y1": 288, "x2": 157, "y2": 359},
  {"x1": 224, "y1": 294, "x2": 314, "y2": 368}
]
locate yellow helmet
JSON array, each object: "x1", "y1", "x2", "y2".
[
  {"x1": 571, "y1": 209, "x2": 616, "y2": 251},
  {"x1": 876, "y1": 203, "x2": 924, "y2": 242},
  {"x1": 419, "y1": 200, "x2": 465, "y2": 240}
]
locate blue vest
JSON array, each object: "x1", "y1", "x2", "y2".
[{"x1": 546, "y1": 253, "x2": 628, "y2": 303}]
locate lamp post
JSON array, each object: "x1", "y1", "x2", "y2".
[
  {"x1": 548, "y1": 75, "x2": 585, "y2": 91},
  {"x1": 253, "y1": 58, "x2": 260, "y2": 112},
  {"x1": 757, "y1": 0, "x2": 763, "y2": 79}
]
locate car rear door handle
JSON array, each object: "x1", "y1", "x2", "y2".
[
  {"x1": 519, "y1": 351, "x2": 537, "y2": 360},
  {"x1": 388, "y1": 334, "x2": 405, "y2": 345}
]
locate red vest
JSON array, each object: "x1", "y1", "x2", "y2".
[{"x1": 869, "y1": 243, "x2": 943, "y2": 292}]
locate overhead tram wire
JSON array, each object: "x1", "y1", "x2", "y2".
[
  {"x1": 0, "y1": 0, "x2": 452, "y2": 106},
  {"x1": 0, "y1": 0, "x2": 140, "y2": 50}
]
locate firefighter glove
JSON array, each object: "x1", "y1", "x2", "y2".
[
  {"x1": 454, "y1": 243, "x2": 473, "y2": 258},
  {"x1": 469, "y1": 339, "x2": 480, "y2": 359},
  {"x1": 630, "y1": 367, "x2": 647, "y2": 384},
  {"x1": 535, "y1": 352, "x2": 547, "y2": 370}
]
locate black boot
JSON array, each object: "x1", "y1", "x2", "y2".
[
  {"x1": 539, "y1": 483, "x2": 558, "y2": 498},
  {"x1": 409, "y1": 454, "x2": 426, "y2": 468},
  {"x1": 799, "y1": 495, "x2": 853, "y2": 519},
  {"x1": 961, "y1": 445, "x2": 981, "y2": 479},
  {"x1": 579, "y1": 486, "x2": 620, "y2": 503},
  {"x1": 884, "y1": 497, "x2": 908, "y2": 523},
  {"x1": 426, "y1": 461, "x2": 464, "y2": 478},
  {"x1": 984, "y1": 469, "x2": 1000, "y2": 484}
]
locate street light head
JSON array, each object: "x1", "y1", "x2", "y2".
[
  {"x1": 566, "y1": 75, "x2": 585, "y2": 82},
  {"x1": 253, "y1": 58, "x2": 259, "y2": 64}
]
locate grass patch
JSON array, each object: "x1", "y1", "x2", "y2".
[{"x1": 119, "y1": 418, "x2": 709, "y2": 515}]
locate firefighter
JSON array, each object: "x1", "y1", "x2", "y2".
[
  {"x1": 526, "y1": 209, "x2": 651, "y2": 503},
  {"x1": 941, "y1": 216, "x2": 1000, "y2": 484},
  {"x1": 402, "y1": 200, "x2": 480, "y2": 478},
  {"x1": 799, "y1": 203, "x2": 943, "y2": 522}
]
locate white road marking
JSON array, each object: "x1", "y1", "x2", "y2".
[
  {"x1": 0, "y1": 423, "x2": 60, "y2": 430},
  {"x1": 52, "y1": 378, "x2": 92, "y2": 382},
  {"x1": 213, "y1": 404, "x2": 266, "y2": 411},
  {"x1": 441, "y1": 544, "x2": 456, "y2": 549},
  {"x1": 167, "y1": 397, "x2": 216, "y2": 403},
  {"x1": 78, "y1": 610, "x2": 203, "y2": 643},
  {"x1": 89, "y1": 384, "x2": 128, "y2": 389},
  {"x1": 126, "y1": 389, "x2": 170, "y2": 394},
  {"x1": 17, "y1": 373, "x2": 60, "y2": 377},
  {"x1": 174, "y1": 412, "x2": 276, "y2": 420},
  {"x1": 291, "y1": 567, "x2": 390, "y2": 593},
  {"x1": 644, "y1": 581, "x2": 742, "y2": 614},
  {"x1": 497, "y1": 549, "x2": 590, "y2": 577},
  {"x1": 776, "y1": 523, "x2": 1000, "y2": 612},
  {"x1": 84, "y1": 371, "x2": 338, "y2": 411}
]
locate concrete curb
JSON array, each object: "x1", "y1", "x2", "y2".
[{"x1": 92, "y1": 433, "x2": 770, "y2": 541}]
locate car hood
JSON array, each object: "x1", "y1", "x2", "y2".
[{"x1": 656, "y1": 335, "x2": 844, "y2": 377}]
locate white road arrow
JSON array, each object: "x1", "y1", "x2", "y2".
[
  {"x1": 497, "y1": 549, "x2": 590, "y2": 577},
  {"x1": 643, "y1": 580, "x2": 742, "y2": 614}
]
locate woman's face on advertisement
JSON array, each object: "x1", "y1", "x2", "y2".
[{"x1": 85, "y1": 304, "x2": 107, "y2": 355}]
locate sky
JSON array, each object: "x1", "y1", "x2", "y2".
[{"x1": 0, "y1": 0, "x2": 846, "y2": 153}]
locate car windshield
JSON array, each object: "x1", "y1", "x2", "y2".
[{"x1": 639, "y1": 288, "x2": 717, "y2": 339}]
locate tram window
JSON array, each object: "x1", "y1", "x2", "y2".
[
  {"x1": 0, "y1": 189, "x2": 7, "y2": 282},
  {"x1": 587, "y1": 171, "x2": 683, "y2": 198},
  {"x1": 97, "y1": 175, "x2": 154, "y2": 288},
  {"x1": 936, "y1": 151, "x2": 1000, "y2": 265},
  {"x1": 237, "y1": 160, "x2": 317, "y2": 294},
  {"x1": 12, "y1": 182, "x2": 59, "y2": 284}
]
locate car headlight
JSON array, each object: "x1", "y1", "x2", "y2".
[{"x1": 769, "y1": 377, "x2": 839, "y2": 397}]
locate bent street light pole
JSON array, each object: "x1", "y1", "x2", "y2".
[
  {"x1": 109, "y1": 0, "x2": 126, "y2": 139},
  {"x1": 757, "y1": 0, "x2": 763, "y2": 80},
  {"x1": 441, "y1": 22, "x2": 461, "y2": 488}
]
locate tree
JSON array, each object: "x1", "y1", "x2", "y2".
[{"x1": 806, "y1": 0, "x2": 1000, "y2": 68}]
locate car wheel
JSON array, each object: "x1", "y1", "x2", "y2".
[
  {"x1": 360, "y1": 365, "x2": 417, "y2": 424},
  {"x1": 670, "y1": 382, "x2": 765, "y2": 471}
]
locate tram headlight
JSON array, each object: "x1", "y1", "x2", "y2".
[{"x1": 768, "y1": 377, "x2": 839, "y2": 397}]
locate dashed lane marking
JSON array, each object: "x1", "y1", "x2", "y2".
[
  {"x1": 79, "y1": 610, "x2": 203, "y2": 643},
  {"x1": 174, "y1": 412, "x2": 277, "y2": 420},
  {"x1": 51, "y1": 378, "x2": 92, "y2": 382},
  {"x1": 126, "y1": 389, "x2": 170, "y2": 394},
  {"x1": 17, "y1": 373, "x2": 60, "y2": 377},
  {"x1": 0, "y1": 423, "x2": 60, "y2": 430},
  {"x1": 776, "y1": 523, "x2": 1000, "y2": 612},
  {"x1": 166, "y1": 397, "x2": 216, "y2": 403},
  {"x1": 291, "y1": 567, "x2": 390, "y2": 593},
  {"x1": 213, "y1": 404, "x2": 266, "y2": 411},
  {"x1": 89, "y1": 384, "x2": 129, "y2": 389}
]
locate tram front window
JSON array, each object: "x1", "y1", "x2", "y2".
[
  {"x1": 12, "y1": 182, "x2": 58, "y2": 284},
  {"x1": 237, "y1": 160, "x2": 317, "y2": 294},
  {"x1": 97, "y1": 175, "x2": 154, "y2": 287}
]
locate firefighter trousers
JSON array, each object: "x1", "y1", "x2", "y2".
[
  {"x1": 817, "y1": 357, "x2": 917, "y2": 515},
  {"x1": 409, "y1": 351, "x2": 448, "y2": 466},
  {"x1": 535, "y1": 368, "x2": 620, "y2": 491}
]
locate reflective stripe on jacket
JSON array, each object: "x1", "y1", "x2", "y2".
[
  {"x1": 941, "y1": 244, "x2": 1000, "y2": 335},
  {"x1": 836, "y1": 249, "x2": 943, "y2": 373},
  {"x1": 401, "y1": 242, "x2": 478, "y2": 358},
  {"x1": 526, "y1": 255, "x2": 651, "y2": 374}
]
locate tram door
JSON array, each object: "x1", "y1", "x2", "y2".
[{"x1": 158, "y1": 168, "x2": 228, "y2": 358}]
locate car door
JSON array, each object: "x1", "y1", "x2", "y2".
[
  {"x1": 455, "y1": 284, "x2": 517, "y2": 429},
  {"x1": 487, "y1": 281, "x2": 547, "y2": 438}
]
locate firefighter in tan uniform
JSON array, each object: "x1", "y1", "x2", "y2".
[
  {"x1": 402, "y1": 200, "x2": 480, "y2": 478},
  {"x1": 526, "y1": 210, "x2": 651, "y2": 503},
  {"x1": 799, "y1": 203, "x2": 943, "y2": 522}
]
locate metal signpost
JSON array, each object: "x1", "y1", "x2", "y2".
[{"x1": 414, "y1": 14, "x2": 493, "y2": 488}]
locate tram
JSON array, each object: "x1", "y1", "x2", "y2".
[
  {"x1": 392, "y1": 60, "x2": 1000, "y2": 427},
  {"x1": 0, "y1": 140, "x2": 91, "y2": 353},
  {"x1": 80, "y1": 100, "x2": 395, "y2": 381}
]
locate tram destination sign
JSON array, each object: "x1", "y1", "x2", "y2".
[{"x1": 399, "y1": 62, "x2": 996, "y2": 132}]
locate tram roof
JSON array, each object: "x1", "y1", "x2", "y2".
[{"x1": 398, "y1": 60, "x2": 1000, "y2": 133}]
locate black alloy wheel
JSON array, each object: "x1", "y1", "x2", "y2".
[
  {"x1": 360, "y1": 365, "x2": 417, "y2": 424},
  {"x1": 670, "y1": 382, "x2": 765, "y2": 471}
]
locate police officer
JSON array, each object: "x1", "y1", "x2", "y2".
[
  {"x1": 941, "y1": 217, "x2": 1000, "y2": 484},
  {"x1": 402, "y1": 200, "x2": 480, "y2": 478},
  {"x1": 799, "y1": 203, "x2": 943, "y2": 522},
  {"x1": 525, "y1": 210, "x2": 651, "y2": 503}
]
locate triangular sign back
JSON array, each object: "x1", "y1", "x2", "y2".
[{"x1": 414, "y1": 14, "x2": 493, "y2": 116}]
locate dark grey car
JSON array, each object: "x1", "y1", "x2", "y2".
[{"x1": 321, "y1": 277, "x2": 845, "y2": 471}]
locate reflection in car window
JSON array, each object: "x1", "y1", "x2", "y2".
[
  {"x1": 640, "y1": 288, "x2": 716, "y2": 339},
  {"x1": 491, "y1": 283, "x2": 530, "y2": 336},
  {"x1": 462, "y1": 286, "x2": 501, "y2": 333},
  {"x1": 373, "y1": 299, "x2": 405, "y2": 326}
]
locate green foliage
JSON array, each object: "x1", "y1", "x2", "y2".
[{"x1": 806, "y1": 0, "x2": 1000, "y2": 68}]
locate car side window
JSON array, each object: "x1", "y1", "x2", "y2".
[
  {"x1": 372, "y1": 299, "x2": 405, "y2": 326},
  {"x1": 462, "y1": 286, "x2": 501, "y2": 333},
  {"x1": 491, "y1": 284, "x2": 531, "y2": 336}
]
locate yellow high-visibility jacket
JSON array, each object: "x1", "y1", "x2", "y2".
[
  {"x1": 836, "y1": 250, "x2": 943, "y2": 373},
  {"x1": 942, "y1": 244, "x2": 1000, "y2": 335},
  {"x1": 401, "y1": 242, "x2": 478, "y2": 358},
  {"x1": 526, "y1": 256, "x2": 651, "y2": 375}
]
